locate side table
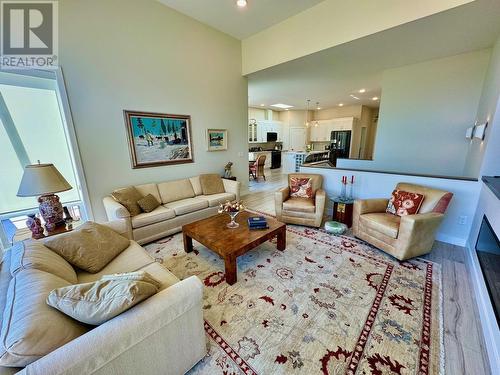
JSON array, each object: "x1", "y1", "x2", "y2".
[
  {"x1": 332, "y1": 197, "x2": 354, "y2": 228},
  {"x1": 13, "y1": 220, "x2": 82, "y2": 244}
]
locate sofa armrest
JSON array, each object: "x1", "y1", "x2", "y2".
[
  {"x1": 274, "y1": 187, "x2": 290, "y2": 219},
  {"x1": 21, "y1": 276, "x2": 205, "y2": 375},
  {"x1": 314, "y1": 189, "x2": 326, "y2": 214},
  {"x1": 222, "y1": 179, "x2": 241, "y2": 202},
  {"x1": 354, "y1": 198, "x2": 389, "y2": 215},
  {"x1": 103, "y1": 196, "x2": 131, "y2": 220},
  {"x1": 396, "y1": 212, "x2": 444, "y2": 258}
]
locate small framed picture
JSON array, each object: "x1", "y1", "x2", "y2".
[{"x1": 207, "y1": 129, "x2": 228, "y2": 151}]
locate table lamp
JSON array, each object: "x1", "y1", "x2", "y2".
[{"x1": 17, "y1": 163, "x2": 72, "y2": 236}]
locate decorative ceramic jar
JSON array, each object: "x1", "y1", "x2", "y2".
[{"x1": 38, "y1": 194, "x2": 65, "y2": 231}]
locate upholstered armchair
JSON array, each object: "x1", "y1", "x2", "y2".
[
  {"x1": 275, "y1": 173, "x2": 326, "y2": 228},
  {"x1": 353, "y1": 182, "x2": 453, "y2": 260}
]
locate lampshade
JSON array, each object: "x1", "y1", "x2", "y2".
[{"x1": 17, "y1": 163, "x2": 72, "y2": 197}]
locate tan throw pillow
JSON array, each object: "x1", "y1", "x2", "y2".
[
  {"x1": 199, "y1": 174, "x2": 225, "y2": 195},
  {"x1": 137, "y1": 194, "x2": 160, "y2": 213},
  {"x1": 10, "y1": 240, "x2": 78, "y2": 283},
  {"x1": 111, "y1": 186, "x2": 143, "y2": 216},
  {"x1": 0, "y1": 269, "x2": 88, "y2": 367},
  {"x1": 46, "y1": 275, "x2": 159, "y2": 325},
  {"x1": 44, "y1": 222, "x2": 130, "y2": 273}
]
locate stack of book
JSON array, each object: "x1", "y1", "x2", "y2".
[{"x1": 247, "y1": 216, "x2": 268, "y2": 230}]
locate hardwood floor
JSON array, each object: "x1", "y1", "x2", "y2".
[{"x1": 241, "y1": 176, "x2": 492, "y2": 375}]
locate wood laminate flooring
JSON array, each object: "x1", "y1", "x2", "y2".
[{"x1": 241, "y1": 172, "x2": 492, "y2": 375}]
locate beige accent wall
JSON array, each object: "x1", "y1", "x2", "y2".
[
  {"x1": 242, "y1": 0, "x2": 473, "y2": 74},
  {"x1": 60, "y1": 0, "x2": 247, "y2": 221},
  {"x1": 463, "y1": 35, "x2": 500, "y2": 177},
  {"x1": 337, "y1": 49, "x2": 491, "y2": 176}
]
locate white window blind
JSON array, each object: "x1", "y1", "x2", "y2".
[{"x1": 0, "y1": 71, "x2": 81, "y2": 214}]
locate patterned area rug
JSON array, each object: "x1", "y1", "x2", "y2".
[{"x1": 144, "y1": 219, "x2": 443, "y2": 375}]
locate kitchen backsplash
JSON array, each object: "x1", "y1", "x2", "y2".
[{"x1": 248, "y1": 142, "x2": 282, "y2": 151}]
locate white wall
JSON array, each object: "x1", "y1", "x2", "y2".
[
  {"x1": 339, "y1": 50, "x2": 490, "y2": 176},
  {"x1": 301, "y1": 166, "x2": 481, "y2": 246},
  {"x1": 464, "y1": 35, "x2": 500, "y2": 177},
  {"x1": 59, "y1": 0, "x2": 247, "y2": 221},
  {"x1": 242, "y1": 0, "x2": 473, "y2": 74}
]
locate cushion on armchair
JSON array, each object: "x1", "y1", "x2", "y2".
[
  {"x1": 386, "y1": 189, "x2": 424, "y2": 217},
  {"x1": 290, "y1": 177, "x2": 313, "y2": 198}
]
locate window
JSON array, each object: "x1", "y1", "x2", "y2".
[{"x1": 0, "y1": 69, "x2": 89, "y2": 248}]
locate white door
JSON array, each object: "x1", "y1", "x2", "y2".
[{"x1": 289, "y1": 127, "x2": 307, "y2": 151}]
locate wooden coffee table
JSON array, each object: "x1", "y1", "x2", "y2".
[{"x1": 182, "y1": 211, "x2": 286, "y2": 285}]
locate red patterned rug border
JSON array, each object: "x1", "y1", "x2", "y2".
[
  {"x1": 418, "y1": 262, "x2": 434, "y2": 375},
  {"x1": 204, "y1": 320, "x2": 258, "y2": 375},
  {"x1": 345, "y1": 263, "x2": 394, "y2": 374}
]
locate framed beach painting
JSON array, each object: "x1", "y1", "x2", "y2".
[
  {"x1": 207, "y1": 129, "x2": 227, "y2": 151},
  {"x1": 123, "y1": 110, "x2": 193, "y2": 168}
]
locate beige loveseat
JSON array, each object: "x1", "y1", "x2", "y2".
[
  {"x1": 103, "y1": 176, "x2": 240, "y2": 244},
  {"x1": 0, "y1": 221, "x2": 206, "y2": 375}
]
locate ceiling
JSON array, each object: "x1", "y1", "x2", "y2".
[
  {"x1": 248, "y1": 0, "x2": 500, "y2": 110},
  {"x1": 157, "y1": 0, "x2": 325, "y2": 39}
]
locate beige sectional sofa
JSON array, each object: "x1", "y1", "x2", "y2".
[
  {"x1": 0, "y1": 221, "x2": 206, "y2": 375},
  {"x1": 103, "y1": 176, "x2": 240, "y2": 244}
]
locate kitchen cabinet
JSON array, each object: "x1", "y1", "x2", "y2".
[{"x1": 248, "y1": 120, "x2": 283, "y2": 143}]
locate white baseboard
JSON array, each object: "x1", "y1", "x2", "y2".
[
  {"x1": 435, "y1": 233, "x2": 466, "y2": 247},
  {"x1": 464, "y1": 242, "x2": 499, "y2": 375}
]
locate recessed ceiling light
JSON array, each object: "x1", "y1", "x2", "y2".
[
  {"x1": 338, "y1": 103, "x2": 344, "y2": 107},
  {"x1": 350, "y1": 95, "x2": 360, "y2": 100},
  {"x1": 270, "y1": 103, "x2": 294, "y2": 109},
  {"x1": 317, "y1": 107, "x2": 321, "y2": 110},
  {"x1": 359, "y1": 89, "x2": 366, "y2": 93},
  {"x1": 285, "y1": 109, "x2": 289, "y2": 111},
  {"x1": 236, "y1": 0, "x2": 247, "y2": 8},
  {"x1": 372, "y1": 97, "x2": 379, "y2": 101},
  {"x1": 260, "y1": 104, "x2": 265, "y2": 107}
]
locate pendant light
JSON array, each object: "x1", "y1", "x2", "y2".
[{"x1": 305, "y1": 99, "x2": 310, "y2": 127}]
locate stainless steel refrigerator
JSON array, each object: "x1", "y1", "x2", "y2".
[{"x1": 329, "y1": 131, "x2": 351, "y2": 166}]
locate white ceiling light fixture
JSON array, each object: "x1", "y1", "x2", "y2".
[
  {"x1": 270, "y1": 103, "x2": 294, "y2": 109},
  {"x1": 350, "y1": 94, "x2": 360, "y2": 100},
  {"x1": 236, "y1": 0, "x2": 247, "y2": 8},
  {"x1": 359, "y1": 89, "x2": 366, "y2": 93},
  {"x1": 260, "y1": 104, "x2": 265, "y2": 107},
  {"x1": 338, "y1": 103, "x2": 344, "y2": 107},
  {"x1": 372, "y1": 96, "x2": 379, "y2": 101},
  {"x1": 316, "y1": 101, "x2": 321, "y2": 110}
]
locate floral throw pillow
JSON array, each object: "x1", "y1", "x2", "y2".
[
  {"x1": 290, "y1": 177, "x2": 313, "y2": 198},
  {"x1": 386, "y1": 189, "x2": 425, "y2": 216}
]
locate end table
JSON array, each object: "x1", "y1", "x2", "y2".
[{"x1": 332, "y1": 197, "x2": 354, "y2": 228}]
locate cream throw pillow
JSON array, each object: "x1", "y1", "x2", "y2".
[
  {"x1": 46, "y1": 272, "x2": 160, "y2": 325},
  {"x1": 111, "y1": 186, "x2": 143, "y2": 216},
  {"x1": 10, "y1": 240, "x2": 78, "y2": 283},
  {"x1": 0, "y1": 269, "x2": 88, "y2": 367},
  {"x1": 44, "y1": 222, "x2": 130, "y2": 273},
  {"x1": 199, "y1": 174, "x2": 225, "y2": 195}
]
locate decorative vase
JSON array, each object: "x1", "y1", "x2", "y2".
[
  {"x1": 26, "y1": 215, "x2": 45, "y2": 239},
  {"x1": 38, "y1": 194, "x2": 65, "y2": 231},
  {"x1": 227, "y1": 211, "x2": 240, "y2": 229}
]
